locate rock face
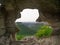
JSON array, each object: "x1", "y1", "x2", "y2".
[
  {"x1": 3, "y1": 0, "x2": 60, "y2": 35},
  {"x1": 11, "y1": 36, "x2": 60, "y2": 45},
  {"x1": 0, "y1": 0, "x2": 59, "y2": 45},
  {"x1": 4, "y1": 0, "x2": 60, "y2": 25},
  {"x1": 0, "y1": 15, "x2": 5, "y2": 36}
]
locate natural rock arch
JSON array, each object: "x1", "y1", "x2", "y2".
[
  {"x1": 0, "y1": 0, "x2": 60, "y2": 45},
  {"x1": 3, "y1": 0, "x2": 59, "y2": 34}
]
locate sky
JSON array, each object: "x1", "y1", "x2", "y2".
[{"x1": 15, "y1": 9, "x2": 39, "y2": 22}]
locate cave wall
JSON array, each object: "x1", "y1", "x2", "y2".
[
  {"x1": 3, "y1": 0, "x2": 60, "y2": 34},
  {"x1": 0, "y1": 0, "x2": 60, "y2": 45},
  {"x1": 11, "y1": 35, "x2": 60, "y2": 45}
]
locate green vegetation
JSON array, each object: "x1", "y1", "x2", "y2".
[
  {"x1": 16, "y1": 23, "x2": 53, "y2": 40},
  {"x1": 35, "y1": 25, "x2": 53, "y2": 38},
  {"x1": 16, "y1": 22, "x2": 37, "y2": 35},
  {"x1": 16, "y1": 34, "x2": 25, "y2": 40}
]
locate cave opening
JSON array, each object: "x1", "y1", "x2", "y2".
[{"x1": 15, "y1": 8, "x2": 39, "y2": 22}]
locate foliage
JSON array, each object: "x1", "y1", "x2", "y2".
[
  {"x1": 35, "y1": 25, "x2": 53, "y2": 38},
  {"x1": 16, "y1": 34, "x2": 24, "y2": 40},
  {"x1": 16, "y1": 24, "x2": 53, "y2": 40}
]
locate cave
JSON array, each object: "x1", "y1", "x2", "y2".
[{"x1": 0, "y1": 0, "x2": 60, "y2": 45}]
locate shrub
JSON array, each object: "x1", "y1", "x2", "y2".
[
  {"x1": 35, "y1": 25, "x2": 53, "y2": 38},
  {"x1": 16, "y1": 34, "x2": 24, "y2": 40}
]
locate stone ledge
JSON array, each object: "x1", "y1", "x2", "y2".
[{"x1": 11, "y1": 35, "x2": 60, "y2": 45}]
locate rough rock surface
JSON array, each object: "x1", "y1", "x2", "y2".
[{"x1": 11, "y1": 36, "x2": 60, "y2": 45}]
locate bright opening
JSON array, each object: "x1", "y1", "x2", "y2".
[
  {"x1": 0, "y1": 3, "x2": 1, "y2": 6},
  {"x1": 15, "y1": 9, "x2": 39, "y2": 22}
]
